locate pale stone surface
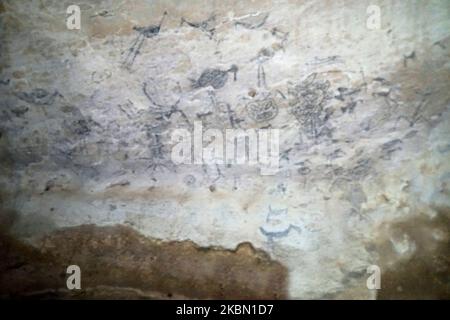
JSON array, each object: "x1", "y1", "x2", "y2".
[{"x1": 0, "y1": 0, "x2": 449, "y2": 298}]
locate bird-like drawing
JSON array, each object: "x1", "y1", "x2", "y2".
[
  {"x1": 180, "y1": 14, "x2": 217, "y2": 39},
  {"x1": 251, "y1": 27, "x2": 289, "y2": 88},
  {"x1": 192, "y1": 65, "x2": 238, "y2": 89},
  {"x1": 122, "y1": 11, "x2": 168, "y2": 69}
]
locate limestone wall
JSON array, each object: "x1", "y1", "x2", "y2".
[{"x1": 0, "y1": 0, "x2": 449, "y2": 299}]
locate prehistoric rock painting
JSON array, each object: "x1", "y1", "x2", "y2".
[
  {"x1": 1, "y1": 0, "x2": 449, "y2": 301},
  {"x1": 16, "y1": 88, "x2": 60, "y2": 105},
  {"x1": 288, "y1": 73, "x2": 333, "y2": 140},
  {"x1": 208, "y1": 91, "x2": 243, "y2": 128},
  {"x1": 140, "y1": 82, "x2": 189, "y2": 172},
  {"x1": 246, "y1": 95, "x2": 279, "y2": 122},
  {"x1": 142, "y1": 82, "x2": 191, "y2": 127},
  {"x1": 251, "y1": 28, "x2": 289, "y2": 88},
  {"x1": 395, "y1": 93, "x2": 430, "y2": 128},
  {"x1": 233, "y1": 12, "x2": 269, "y2": 29},
  {"x1": 180, "y1": 14, "x2": 217, "y2": 39},
  {"x1": 191, "y1": 65, "x2": 238, "y2": 89},
  {"x1": 259, "y1": 206, "x2": 302, "y2": 243},
  {"x1": 252, "y1": 48, "x2": 274, "y2": 88},
  {"x1": 122, "y1": 12, "x2": 168, "y2": 69},
  {"x1": 306, "y1": 55, "x2": 345, "y2": 66}
]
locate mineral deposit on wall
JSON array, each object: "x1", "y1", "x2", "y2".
[{"x1": 0, "y1": 0, "x2": 449, "y2": 299}]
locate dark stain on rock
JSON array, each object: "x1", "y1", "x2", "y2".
[
  {"x1": 0, "y1": 224, "x2": 288, "y2": 299},
  {"x1": 376, "y1": 208, "x2": 450, "y2": 299}
]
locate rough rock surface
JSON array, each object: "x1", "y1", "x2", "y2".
[{"x1": 0, "y1": 0, "x2": 449, "y2": 299}]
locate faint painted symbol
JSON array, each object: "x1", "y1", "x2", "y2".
[
  {"x1": 16, "y1": 88, "x2": 61, "y2": 105},
  {"x1": 233, "y1": 12, "x2": 269, "y2": 29},
  {"x1": 288, "y1": 73, "x2": 332, "y2": 140},
  {"x1": 180, "y1": 14, "x2": 217, "y2": 39},
  {"x1": 259, "y1": 206, "x2": 301, "y2": 242},
  {"x1": 246, "y1": 96, "x2": 279, "y2": 122},
  {"x1": 253, "y1": 48, "x2": 273, "y2": 88},
  {"x1": 207, "y1": 91, "x2": 243, "y2": 128}
]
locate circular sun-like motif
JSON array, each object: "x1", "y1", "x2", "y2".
[{"x1": 246, "y1": 97, "x2": 279, "y2": 122}]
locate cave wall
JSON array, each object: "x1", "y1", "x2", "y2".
[{"x1": 0, "y1": 0, "x2": 449, "y2": 299}]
